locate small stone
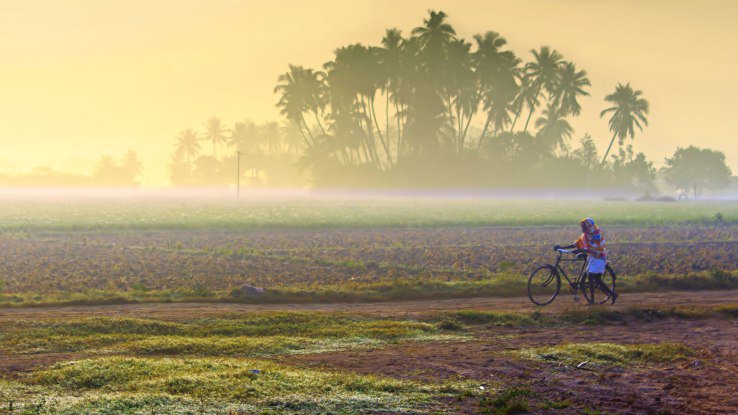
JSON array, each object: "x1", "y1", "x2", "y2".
[{"x1": 240, "y1": 284, "x2": 265, "y2": 296}]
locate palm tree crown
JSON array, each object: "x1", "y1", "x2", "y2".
[
  {"x1": 520, "y1": 46, "x2": 564, "y2": 132},
  {"x1": 411, "y1": 10, "x2": 456, "y2": 56},
  {"x1": 599, "y1": 83, "x2": 649, "y2": 164},
  {"x1": 203, "y1": 117, "x2": 227, "y2": 159},
  {"x1": 274, "y1": 65, "x2": 326, "y2": 145},
  {"x1": 553, "y1": 62, "x2": 590, "y2": 116},
  {"x1": 174, "y1": 128, "x2": 201, "y2": 172},
  {"x1": 535, "y1": 103, "x2": 573, "y2": 151}
]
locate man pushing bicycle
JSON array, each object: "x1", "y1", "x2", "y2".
[{"x1": 554, "y1": 218, "x2": 619, "y2": 305}]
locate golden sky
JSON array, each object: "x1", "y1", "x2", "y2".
[{"x1": 0, "y1": 0, "x2": 736, "y2": 185}]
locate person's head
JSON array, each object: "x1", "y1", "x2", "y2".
[{"x1": 580, "y1": 217, "x2": 596, "y2": 234}]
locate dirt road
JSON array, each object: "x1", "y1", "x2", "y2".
[{"x1": 0, "y1": 289, "x2": 736, "y2": 322}]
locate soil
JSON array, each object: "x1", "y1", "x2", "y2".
[
  {"x1": 0, "y1": 289, "x2": 735, "y2": 322},
  {"x1": 1, "y1": 290, "x2": 736, "y2": 414},
  {"x1": 281, "y1": 318, "x2": 738, "y2": 414}
]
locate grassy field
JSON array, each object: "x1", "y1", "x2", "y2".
[
  {"x1": 0, "y1": 197, "x2": 736, "y2": 307},
  {"x1": 0, "y1": 312, "x2": 472, "y2": 414},
  {"x1": 0, "y1": 196, "x2": 735, "y2": 231},
  {"x1": 1, "y1": 303, "x2": 736, "y2": 414}
]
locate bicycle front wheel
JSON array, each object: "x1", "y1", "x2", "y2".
[
  {"x1": 582, "y1": 265, "x2": 616, "y2": 305},
  {"x1": 528, "y1": 265, "x2": 561, "y2": 306}
]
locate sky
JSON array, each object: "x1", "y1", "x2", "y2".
[{"x1": 0, "y1": 0, "x2": 736, "y2": 186}]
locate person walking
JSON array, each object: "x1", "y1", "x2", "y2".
[{"x1": 555, "y1": 217, "x2": 618, "y2": 305}]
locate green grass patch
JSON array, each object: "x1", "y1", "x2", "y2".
[
  {"x1": 518, "y1": 342, "x2": 693, "y2": 367},
  {"x1": 5, "y1": 356, "x2": 480, "y2": 414},
  {"x1": 438, "y1": 310, "x2": 542, "y2": 327},
  {"x1": 0, "y1": 314, "x2": 465, "y2": 357},
  {"x1": 479, "y1": 385, "x2": 537, "y2": 414},
  {"x1": 3, "y1": 270, "x2": 737, "y2": 309},
  {"x1": 0, "y1": 199, "x2": 735, "y2": 232}
]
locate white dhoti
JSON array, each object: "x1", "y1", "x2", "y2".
[{"x1": 587, "y1": 257, "x2": 606, "y2": 274}]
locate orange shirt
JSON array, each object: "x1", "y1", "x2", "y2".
[{"x1": 575, "y1": 229, "x2": 606, "y2": 259}]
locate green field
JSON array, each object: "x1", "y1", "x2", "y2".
[
  {"x1": 0, "y1": 197, "x2": 736, "y2": 308},
  {"x1": 0, "y1": 197, "x2": 735, "y2": 231},
  {"x1": 1, "y1": 305, "x2": 735, "y2": 414}
]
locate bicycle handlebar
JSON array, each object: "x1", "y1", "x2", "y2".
[{"x1": 557, "y1": 248, "x2": 587, "y2": 255}]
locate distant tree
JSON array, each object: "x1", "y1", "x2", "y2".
[
  {"x1": 600, "y1": 83, "x2": 649, "y2": 165},
  {"x1": 193, "y1": 155, "x2": 222, "y2": 185},
  {"x1": 280, "y1": 121, "x2": 305, "y2": 155},
  {"x1": 380, "y1": 28, "x2": 405, "y2": 158},
  {"x1": 228, "y1": 121, "x2": 259, "y2": 154},
  {"x1": 509, "y1": 74, "x2": 537, "y2": 131},
  {"x1": 612, "y1": 146, "x2": 655, "y2": 191},
  {"x1": 203, "y1": 117, "x2": 227, "y2": 159},
  {"x1": 411, "y1": 10, "x2": 456, "y2": 60},
  {"x1": 474, "y1": 31, "x2": 520, "y2": 149},
  {"x1": 274, "y1": 65, "x2": 326, "y2": 146},
  {"x1": 572, "y1": 133, "x2": 599, "y2": 169},
  {"x1": 520, "y1": 46, "x2": 564, "y2": 132},
  {"x1": 168, "y1": 152, "x2": 191, "y2": 186},
  {"x1": 552, "y1": 62, "x2": 590, "y2": 116},
  {"x1": 93, "y1": 155, "x2": 124, "y2": 186},
  {"x1": 174, "y1": 128, "x2": 201, "y2": 173},
  {"x1": 663, "y1": 146, "x2": 732, "y2": 199},
  {"x1": 260, "y1": 121, "x2": 283, "y2": 154},
  {"x1": 535, "y1": 103, "x2": 573, "y2": 152},
  {"x1": 121, "y1": 150, "x2": 143, "y2": 184},
  {"x1": 404, "y1": 10, "x2": 457, "y2": 156}
]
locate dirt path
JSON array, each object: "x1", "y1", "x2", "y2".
[
  {"x1": 282, "y1": 318, "x2": 738, "y2": 414},
  {"x1": 0, "y1": 290, "x2": 736, "y2": 322}
]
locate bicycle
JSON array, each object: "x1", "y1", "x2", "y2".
[{"x1": 527, "y1": 248, "x2": 616, "y2": 306}]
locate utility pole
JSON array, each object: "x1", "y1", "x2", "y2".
[{"x1": 236, "y1": 150, "x2": 241, "y2": 197}]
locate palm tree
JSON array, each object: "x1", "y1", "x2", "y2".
[
  {"x1": 509, "y1": 73, "x2": 537, "y2": 131},
  {"x1": 411, "y1": 10, "x2": 456, "y2": 60},
  {"x1": 228, "y1": 121, "x2": 252, "y2": 154},
  {"x1": 474, "y1": 35, "x2": 520, "y2": 149},
  {"x1": 381, "y1": 28, "x2": 404, "y2": 162},
  {"x1": 520, "y1": 46, "x2": 564, "y2": 132},
  {"x1": 280, "y1": 121, "x2": 304, "y2": 155},
  {"x1": 259, "y1": 121, "x2": 283, "y2": 154},
  {"x1": 121, "y1": 150, "x2": 143, "y2": 178},
  {"x1": 203, "y1": 117, "x2": 227, "y2": 158},
  {"x1": 174, "y1": 128, "x2": 201, "y2": 172},
  {"x1": 274, "y1": 65, "x2": 327, "y2": 146},
  {"x1": 553, "y1": 62, "x2": 590, "y2": 116},
  {"x1": 599, "y1": 83, "x2": 649, "y2": 165},
  {"x1": 442, "y1": 38, "x2": 475, "y2": 151},
  {"x1": 470, "y1": 31, "x2": 518, "y2": 140},
  {"x1": 535, "y1": 103, "x2": 573, "y2": 151}
]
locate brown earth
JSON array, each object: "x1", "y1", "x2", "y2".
[
  {"x1": 2, "y1": 226, "x2": 735, "y2": 293},
  {"x1": 281, "y1": 318, "x2": 738, "y2": 414},
  {"x1": 0, "y1": 289, "x2": 735, "y2": 321},
  {"x1": 1, "y1": 290, "x2": 736, "y2": 414}
]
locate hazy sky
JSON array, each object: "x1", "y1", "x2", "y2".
[{"x1": 0, "y1": 0, "x2": 736, "y2": 185}]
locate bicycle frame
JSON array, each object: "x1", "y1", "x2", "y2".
[{"x1": 553, "y1": 249, "x2": 588, "y2": 294}]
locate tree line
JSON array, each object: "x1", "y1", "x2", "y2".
[
  {"x1": 168, "y1": 117, "x2": 306, "y2": 186},
  {"x1": 0, "y1": 151, "x2": 143, "y2": 187},
  {"x1": 161, "y1": 10, "x2": 731, "y2": 196},
  {"x1": 269, "y1": 10, "x2": 664, "y2": 189}
]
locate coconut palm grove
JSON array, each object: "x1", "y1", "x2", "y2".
[{"x1": 160, "y1": 10, "x2": 733, "y2": 195}]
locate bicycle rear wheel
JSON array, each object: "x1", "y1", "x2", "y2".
[
  {"x1": 582, "y1": 265, "x2": 616, "y2": 305},
  {"x1": 528, "y1": 265, "x2": 561, "y2": 306}
]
